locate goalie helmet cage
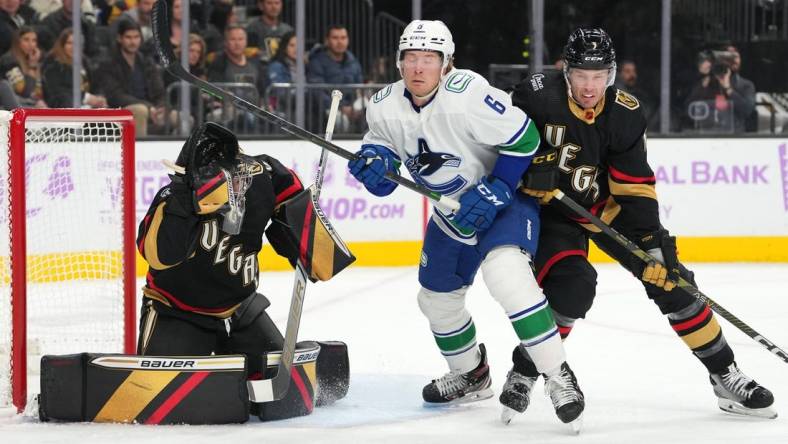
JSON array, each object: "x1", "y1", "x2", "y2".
[{"x1": 0, "y1": 108, "x2": 136, "y2": 413}]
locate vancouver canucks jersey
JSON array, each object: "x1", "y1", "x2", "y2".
[
  {"x1": 363, "y1": 68, "x2": 540, "y2": 242},
  {"x1": 511, "y1": 70, "x2": 659, "y2": 240}
]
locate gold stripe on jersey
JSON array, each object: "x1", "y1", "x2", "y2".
[
  {"x1": 680, "y1": 316, "x2": 722, "y2": 349},
  {"x1": 580, "y1": 197, "x2": 621, "y2": 232},
  {"x1": 568, "y1": 94, "x2": 606, "y2": 125},
  {"x1": 608, "y1": 180, "x2": 658, "y2": 200},
  {"x1": 144, "y1": 202, "x2": 177, "y2": 271},
  {"x1": 93, "y1": 370, "x2": 179, "y2": 422}
]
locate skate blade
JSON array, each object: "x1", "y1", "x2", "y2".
[
  {"x1": 567, "y1": 414, "x2": 583, "y2": 434},
  {"x1": 718, "y1": 398, "x2": 778, "y2": 419},
  {"x1": 500, "y1": 406, "x2": 519, "y2": 425},
  {"x1": 423, "y1": 388, "x2": 494, "y2": 408}
]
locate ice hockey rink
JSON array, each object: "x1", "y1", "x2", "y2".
[{"x1": 1, "y1": 262, "x2": 787, "y2": 444}]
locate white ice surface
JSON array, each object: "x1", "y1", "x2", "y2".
[{"x1": 1, "y1": 263, "x2": 787, "y2": 444}]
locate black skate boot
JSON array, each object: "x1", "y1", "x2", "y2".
[
  {"x1": 499, "y1": 369, "x2": 538, "y2": 425},
  {"x1": 710, "y1": 362, "x2": 777, "y2": 419},
  {"x1": 422, "y1": 343, "x2": 493, "y2": 406},
  {"x1": 544, "y1": 362, "x2": 585, "y2": 433}
]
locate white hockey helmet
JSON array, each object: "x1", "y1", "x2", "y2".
[{"x1": 396, "y1": 20, "x2": 455, "y2": 71}]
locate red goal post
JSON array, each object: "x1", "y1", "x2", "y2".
[{"x1": 0, "y1": 108, "x2": 136, "y2": 413}]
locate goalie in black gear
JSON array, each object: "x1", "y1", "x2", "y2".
[
  {"x1": 502, "y1": 27, "x2": 775, "y2": 420},
  {"x1": 136, "y1": 122, "x2": 350, "y2": 421}
]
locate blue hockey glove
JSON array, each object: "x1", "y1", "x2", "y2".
[
  {"x1": 348, "y1": 144, "x2": 400, "y2": 196},
  {"x1": 451, "y1": 176, "x2": 513, "y2": 232}
]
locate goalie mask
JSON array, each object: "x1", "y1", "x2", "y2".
[{"x1": 176, "y1": 122, "x2": 257, "y2": 235}]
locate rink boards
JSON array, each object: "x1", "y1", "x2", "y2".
[
  {"x1": 7, "y1": 136, "x2": 784, "y2": 282},
  {"x1": 132, "y1": 137, "x2": 788, "y2": 270}
]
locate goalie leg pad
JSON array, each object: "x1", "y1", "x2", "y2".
[
  {"x1": 255, "y1": 340, "x2": 350, "y2": 420},
  {"x1": 39, "y1": 353, "x2": 249, "y2": 424},
  {"x1": 256, "y1": 341, "x2": 320, "y2": 421},
  {"x1": 314, "y1": 340, "x2": 350, "y2": 406}
]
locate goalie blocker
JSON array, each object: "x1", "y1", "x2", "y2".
[{"x1": 38, "y1": 342, "x2": 349, "y2": 424}]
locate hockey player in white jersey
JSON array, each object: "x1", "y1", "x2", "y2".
[{"x1": 348, "y1": 20, "x2": 584, "y2": 430}]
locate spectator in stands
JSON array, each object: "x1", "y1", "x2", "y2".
[
  {"x1": 207, "y1": 25, "x2": 267, "y2": 93},
  {"x1": 36, "y1": 0, "x2": 97, "y2": 57},
  {"x1": 684, "y1": 47, "x2": 756, "y2": 133},
  {"x1": 165, "y1": 33, "x2": 208, "y2": 127},
  {"x1": 307, "y1": 24, "x2": 363, "y2": 131},
  {"x1": 204, "y1": 0, "x2": 236, "y2": 55},
  {"x1": 141, "y1": 0, "x2": 199, "y2": 60},
  {"x1": 41, "y1": 27, "x2": 107, "y2": 108},
  {"x1": 616, "y1": 59, "x2": 658, "y2": 130},
  {"x1": 246, "y1": 0, "x2": 292, "y2": 62},
  {"x1": 266, "y1": 30, "x2": 295, "y2": 114},
  {"x1": 268, "y1": 31, "x2": 295, "y2": 84},
  {"x1": 0, "y1": 26, "x2": 46, "y2": 107},
  {"x1": 112, "y1": 0, "x2": 154, "y2": 42},
  {"x1": 0, "y1": 79, "x2": 19, "y2": 109},
  {"x1": 724, "y1": 44, "x2": 757, "y2": 131},
  {"x1": 99, "y1": 18, "x2": 165, "y2": 136},
  {"x1": 207, "y1": 24, "x2": 267, "y2": 132},
  {"x1": 1, "y1": 0, "x2": 39, "y2": 55}
]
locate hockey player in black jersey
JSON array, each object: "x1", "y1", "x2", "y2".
[
  {"x1": 500, "y1": 27, "x2": 776, "y2": 420},
  {"x1": 136, "y1": 122, "x2": 350, "y2": 421}
]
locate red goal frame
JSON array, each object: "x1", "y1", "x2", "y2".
[{"x1": 5, "y1": 108, "x2": 136, "y2": 412}]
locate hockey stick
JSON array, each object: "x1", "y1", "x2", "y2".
[
  {"x1": 550, "y1": 190, "x2": 788, "y2": 365},
  {"x1": 313, "y1": 90, "x2": 342, "y2": 200},
  {"x1": 150, "y1": 0, "x2": 459, "y2": 213},
  {"x1": 246, "y1": 91, "x2": 345, "y2": 403}
]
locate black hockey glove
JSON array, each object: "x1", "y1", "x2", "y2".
[
  {"x1": 521, "y1": 147, "x2": 560, "y2": 203},
  {"x1": 636, "y1": 229, "x2": 680, "y2": 291}
]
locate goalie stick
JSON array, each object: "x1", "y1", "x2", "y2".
[
  {"x1": 150, "y1": 0, "x2": 459, "y2": 214},
  {"x1": 550, "y1": 189, "x2": 788, "y2": 365},
  {"x1": 246, "y1": 90, "x2": 344, "y2": 403}
]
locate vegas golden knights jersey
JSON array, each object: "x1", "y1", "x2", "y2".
[
  {"x1": 512, "y1": 70, "x2": 660, "y2": 240},
  {"x1": 137, "y1": 154, "x2": 303, "y2": 316}
]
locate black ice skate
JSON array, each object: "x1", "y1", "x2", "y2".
[
  {"x1": 422, "y1": 343, "x2": 493, "y2": 406},
  {"x1": 499, "y1": 369, "x2": 538, "y2": 425},
  {"x1": 544, "y1": 362, "x2": 585, "y2": 433},
  {"x1": 710, "y1": 362, "x2": 777, "y2": 419}
]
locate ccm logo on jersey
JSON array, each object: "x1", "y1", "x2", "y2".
[{"x1": 532, "y1": 152, "x2": 557, "y2": 164}]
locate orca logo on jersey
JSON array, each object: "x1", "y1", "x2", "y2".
[{"x1": 405, "y1": 138, "x2": 467, "y2": 195}]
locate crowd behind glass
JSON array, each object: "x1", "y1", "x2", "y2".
[{"x1": 0, "y1": 0, "x2": 784, "y2": 136}]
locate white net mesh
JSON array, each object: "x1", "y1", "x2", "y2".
[{"x1": 0, "y1": 112, "x2": 131, "y2": 409}]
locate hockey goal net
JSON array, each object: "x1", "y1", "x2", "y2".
[{"x1": 0, "y1": 109, "x2": 136, "y2": 413}]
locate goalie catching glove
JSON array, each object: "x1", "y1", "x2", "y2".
[
  {"x1": 636, "y1": 228, "x2": 680, "y2": 291},
  {"x1": 172, "y1": 122, "x2": 256, "y2": 235}
]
